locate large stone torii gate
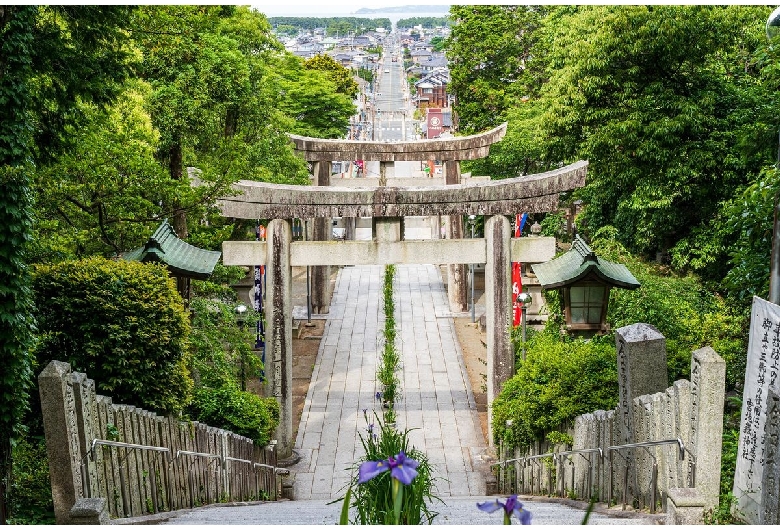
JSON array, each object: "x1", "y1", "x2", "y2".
[{"x1": 218, "y1": 127, "x2": 587, "y2": 457}]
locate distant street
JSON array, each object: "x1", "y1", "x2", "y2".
[{"x1": 365, "y1": 32, "x2": 420, "y2": 179}]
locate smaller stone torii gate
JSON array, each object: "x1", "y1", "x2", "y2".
[{"x1": 218, "y1": 138, "x2": 587, "y2": 457}]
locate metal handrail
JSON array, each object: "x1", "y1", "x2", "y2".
[
  {"x1": 525, "y1": 452, "x2": 555, "y2": 462},
  {"x1": 556, "y1": 447, "x2": 603, "y2": 460},
  {"x1": 176, "y1": 450, "x2": 223, "y2": 462},
  {"x1": 91, "y1": 439, "x2": 170, "y2": 458},
  {"x1": 607, "y1": 438, "x2": 686, "y2": 460},
  {"x1": 490, "y1": 457, "x2": 524, "y2": 467}
]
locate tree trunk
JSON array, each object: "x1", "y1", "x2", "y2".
[{"x1": 169, "y1": 142, "x2": 187, "y2": 239}]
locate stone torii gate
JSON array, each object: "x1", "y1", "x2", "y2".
[
  {"x1": 289, "y1": 123, "x2": 510, "y2": 314},
  {"x1": 218, "y1": 131, "x2": 587, "y2": 458}
]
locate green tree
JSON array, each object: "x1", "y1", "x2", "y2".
[
  {"x1": 31, "y1": 80, "x2": 181, "y2": 260},
  {"x1": 269, "y1": 53, "x2": 355, "y2": 138},
  {"x1": 446, "y1": 5, "x2": 548, "y2": 134},
  {"x1": 305, "y1": 53, "x2": 359, "y2": 99}
]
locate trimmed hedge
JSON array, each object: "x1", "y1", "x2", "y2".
[
  {"x1": 187, "y1": 386, "x2": 279, "y2": 446},
  {"x1": 32, "y1": 257, "x2": 192, "y2": 415}
]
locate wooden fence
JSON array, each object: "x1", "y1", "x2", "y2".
[{"x1": 39, "y1": 360, "x2": 284, "y2": 524}]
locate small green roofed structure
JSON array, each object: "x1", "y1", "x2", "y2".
[
  {"x1": 532, "y1": 235, "x2": 640, "y2": 334},
  {"x1": 124, "y1": 220, "x2": 221, "y2": 298}
]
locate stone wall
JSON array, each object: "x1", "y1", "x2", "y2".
[
  {"x1": 39, "y1": 361, "x2": 280, "y2": 524},
  {"x1": 495, "y1": 326, "x2": 725, "y2": 523}
]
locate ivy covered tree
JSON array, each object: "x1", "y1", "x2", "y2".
[{"x1": 0, "y1": 6, "x2": 133, "y2": 522}]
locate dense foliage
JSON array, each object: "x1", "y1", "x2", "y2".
[
  {"x1": 592, "y1": 229, "x2": 748, "y2": 387},
  {"x1": 32, "y1": 257, "x2": 192, "y2": 415},
  {"x1": 396, "y1": 17, "x2": 450, "y2": 29},
  {"x1": 446, "y1": 6, "x2": 776, "y2": 313},
  {"x1": 491, "y1": 330, "x2": 619, "y2": 449},
  {"x1": 7, "y1": 435, "x2": 53, "y2": 524},
  {"x1": 188, "y1": 386, "x2": 279, "y2": 446},
  {"x1": 0, "y1": 7, "x2": 134, "y2": 521}
]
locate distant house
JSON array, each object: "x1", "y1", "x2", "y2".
[
  {"x1": 414, "y1": 71, "x2": 450, "y2": 109},
  {"x1": 410, "y1": 49, "x2": 432, "y2": 64},
  {"x1": 421, "y1": 54, "x2": 448, "y2": 73}
]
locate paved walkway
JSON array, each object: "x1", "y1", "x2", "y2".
[
  {"x1": 160, "y1": 497, "x2": 657, "y2": 525},
  {"x1": 290, "y1": 264, "x2": 487, "y2": 500},
  {"x1": 159, "y1": 264, "x2": 659, "y2": 526}
]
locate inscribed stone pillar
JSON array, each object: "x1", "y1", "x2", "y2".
[
  {"x1": 39, "y1": 361, "x2": 83, "y2": 524},
  {"x1": 734, "y1": 297, "x2": 780, "y2": 524},
  {"x1": 761, "y1": 388, "x2": 780, "y2": 524},
  {"x1": 614, "y1": 323, "x2": 667, "y2": 506},
  {"x1": 485, "y1": 214, "x2": 512, "y2": 445},
  {"x1": 615, "y1": 323, "x2": 668, "y2": 444},
  {"x1": 265, "y1": 219, "x2": 293, "y2": 458},
  {"x1": 311, "y1": 161, "x2": 331, "y2": 313},
  {"x1": 689, "y1": 346, "x2": 725, "y2": 511},
  {"x1": 444, "y1": 159, "x2": 468, "y2": 312}
]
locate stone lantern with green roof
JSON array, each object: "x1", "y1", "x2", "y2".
[{"x1": 532, "y1": 235, "x2": 640, "y2": 335}]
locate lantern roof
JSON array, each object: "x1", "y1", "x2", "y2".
[
  {"x1": 123, "y1": 220, "x2": 221, "y2": 280},
  {"x1": 531, "y1": 235, "x2": 640, "y2": 290}
]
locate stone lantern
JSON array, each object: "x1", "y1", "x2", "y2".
[{"x1": 531, "y1": 235, "x2": 640, "y2": 335}]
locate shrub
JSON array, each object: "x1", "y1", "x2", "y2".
[
  {"x1": 493, "y1": 330, "x2": 618, "y2": 449},
  {"x1": 187, "y1": 386, "x2": 279, "y2": 446},
  {"x1": 32, "y1": 257, "x2": 192, "y2": 415},
  {"x1": 188, "y1": 296, "x2": 263, "y2": 390}
]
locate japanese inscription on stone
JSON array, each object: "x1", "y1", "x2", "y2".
[{"x1": 734, "y1": 296, "x2": 780, "y2": 524}]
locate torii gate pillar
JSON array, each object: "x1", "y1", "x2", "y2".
[
  {"x1": 311, "y1": 161, "x2": 331, "y2": 313},
  {"x1": 265, "y1": 219, "x2": 294, "y2": 458},
  {"x1": 485, "y1": 214, "x2": 513, "y2": 444},
  {"x1": 444, "y1": 160, "x2": 468, "y2": 312}
]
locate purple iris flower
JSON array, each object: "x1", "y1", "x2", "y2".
[
  {"x1": 375, "y1": 391, "x2": 383, "y2": 400},
  {"x1": 358, "y1": 451, "x2": 419, "y2": 485},
  {"x1": 477, "y1": 494, "x2": 531, "y2": 525},
  {"x1": 367, "y1": 423, "x2": 374, "y2": 433}
]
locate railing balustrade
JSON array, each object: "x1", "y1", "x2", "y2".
[{"x1": 492, "y1": 438, "x2": 694, "y2": 513}]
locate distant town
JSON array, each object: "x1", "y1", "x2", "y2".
[{"x1": 268, "y1": 16, "x2": 453, "y2": 129}]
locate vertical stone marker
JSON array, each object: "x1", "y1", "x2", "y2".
[
  {"x1": 39, "y1": 361, "x2": 83, "y2": 524},
  {"x1": 761, "y1": 388, "x2": 780, "y2": 524},
  {"x1": 689, "y1": 346, "x2": 726, "y2": 509},
  {"x1": 614, "y1": 323, "x2": 667, "y2": 504},
  {"x1": 734, "y1": 296, "x2": 780, "y2": 523},
  {"x1": 615, "y1": 323, "x2": 668, "y2": 443}
]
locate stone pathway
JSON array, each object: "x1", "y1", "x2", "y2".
[
  {"x1": 159, "y1": 264, "x2": 660, "y2": 526},
  {"x1": 160, "y1": 497, "x2": 657, "y2": 525},
  {"x1": 290, "y1": 264, "x2": 487, "y2": 501}
]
